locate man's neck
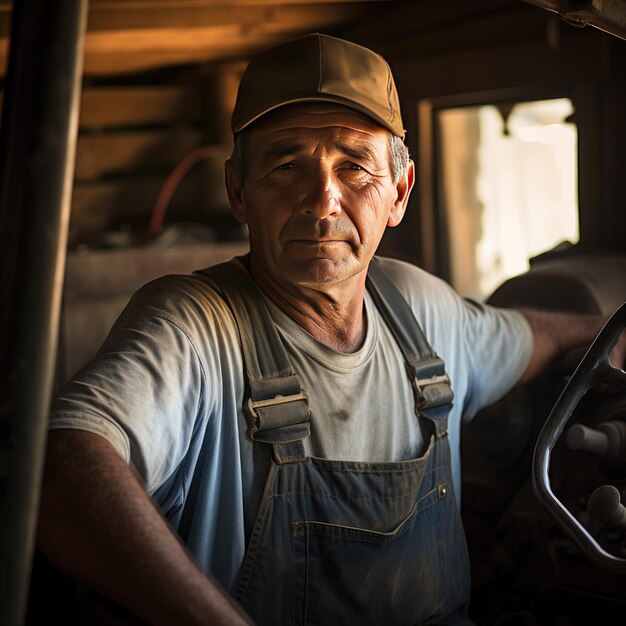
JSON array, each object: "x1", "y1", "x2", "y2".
[{"x1": 247, "y1": 258, "x2": 368, "y2": 353}]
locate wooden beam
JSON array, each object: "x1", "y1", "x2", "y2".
[
  {"x1": 78, "y1": 86, "x2": 204, "y2": 129},
  {"x1": 86, "y1": 2, "x2": 362, "y2": 31},
  {"x1": 81, "y1": 2, "x2": 361, "y2": 75},
  {"x1": 0, "y1": 1, "x2": 366, "y2": 77},
  {"x1": 0, "y1": 1, "x2": 534, "y2": 78},
  {"x1": 87, "y1": 0, "x2": 385, "y2": 8},
  {"x1": 75, "y1": 128, "x2": 209, "y2": 180}
]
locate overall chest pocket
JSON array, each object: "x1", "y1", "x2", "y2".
[{"x1": 291, "y1": 482, "x2": 449, "y2": 626}]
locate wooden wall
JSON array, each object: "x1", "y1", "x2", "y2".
[
  {"x1": 59, "y1": 65, "x2": 251, "y2": 382},
  {"x1": 70, "y1": 67, "x2": 245, "y2": 250}
]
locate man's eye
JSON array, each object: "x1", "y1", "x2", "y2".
[
  {"x1": 277, "y1": 162, "x2": 295, "y2": 170},
  {"x1": 346, "y1": 163, "x2": 364, "y2": 171}
]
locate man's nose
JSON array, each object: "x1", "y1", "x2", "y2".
[{"x1": 298, "y1": 171, "x2": 342, "y2": 219}]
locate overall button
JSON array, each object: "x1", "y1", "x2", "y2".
[
  {"x1": 293, "y1": 522, "x2": 305, "y2": 537},
  {"x1": 438, "y1": 482, "x2": 448, "y2": 499}
]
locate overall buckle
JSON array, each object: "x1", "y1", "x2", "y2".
[
  {"x1": 246, "y1": 389, "x2": 311, "y2": 445},
  {"x1": 412, "y1": 373, "x2": 454, "y2": 409},
  {"x1": 246, "y1": 390, "x2": 310, "y2": 422}
]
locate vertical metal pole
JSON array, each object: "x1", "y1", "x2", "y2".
[{"x1": 0, "y1": 1, "x2": 88, "y2": 624}]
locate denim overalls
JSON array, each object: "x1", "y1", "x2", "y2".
[{"x1": 201, "y1": 257, "x2": 471, "y2": 626}]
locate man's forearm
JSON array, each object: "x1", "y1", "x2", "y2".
[
  {"x1": 38, "y1": 429, "x2": 253, "y2": 626},
  {"x1": 517, "y1": 309, "x2": 607, "y2": 385}
]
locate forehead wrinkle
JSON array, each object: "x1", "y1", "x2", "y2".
[
  {"x1": 261, "y1": 132, "x2": 381, "y2": 162},
  {"x1": 252, "y1": 121, "x2": 389, "y2": 173},
  {"x1": 336, "y1": 141, "x2": 378, "y2": 163},
  {"x1": 262, "y1": 140, "x2": 307, "y2": 165}
]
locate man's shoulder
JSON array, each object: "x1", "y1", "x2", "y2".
[
  {"x1": 117, "y1": 265, "x2": 236, "y2": 331},
  {"x1": 128, "y1": 272, "x2": 221, "y2": 307},
  {"x1": 373, "y1": 256, "x2": 457, "y2": 301},
  {"x1": 374, "y1": 255, "x2": 429, "y2": 279}
]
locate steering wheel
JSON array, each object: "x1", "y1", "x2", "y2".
[{"x1": 533, "y1": 301, "x2": 626, "y2": 571}]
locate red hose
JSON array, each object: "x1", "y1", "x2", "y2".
[{"x1": 149, "y1": 145, "x2": 225, "y2": 238}]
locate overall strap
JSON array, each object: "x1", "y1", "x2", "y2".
[
  {"x1": 195, "y1": 258, "x2": 310, "y2": 463},
  {"x1": 366, "y1": 257, "x2": 454, "y2": 432}
]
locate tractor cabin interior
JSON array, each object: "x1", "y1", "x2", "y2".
[{"x1": 1, "y1": 0, "x2": 626, "y2": 624}]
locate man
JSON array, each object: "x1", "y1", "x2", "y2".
[{"x1": 38, "y1": 34, "x2": 620, "y2": 625}]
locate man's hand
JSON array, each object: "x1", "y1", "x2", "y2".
[
  {"x1": 517, "y1": 309, "x2": 626, "y2": 386},
  {"x1": 517, "y1": 309, "x2": 606, "y2": 385}
]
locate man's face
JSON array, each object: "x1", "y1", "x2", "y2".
[{"x1": 226, "y1": 103, "x2": 414, "y2": 292}]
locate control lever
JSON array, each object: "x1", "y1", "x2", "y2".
[
  {"x1": 566, "y1": 421, "x2": 626, "y2": 466},
  {"x1": 587, "y1": 485, "x2": 626, "y2": 529}
]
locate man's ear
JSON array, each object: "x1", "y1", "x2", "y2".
[
  {"x1": 225, "y1": 160, "x2": 246, "y2": 224},
  {"x1": 387, "y1": 159, "x2": 415, "y2": 228}
]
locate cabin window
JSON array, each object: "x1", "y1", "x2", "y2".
[{"x1": 436, "y1": 98, "x2": 579, "y2": 301}]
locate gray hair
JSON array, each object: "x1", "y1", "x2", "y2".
[
  {"x1": 389, "y1": 134, "x2": 410, "y2": 185},
  {"x1": 229, "y1": 130, "x2": 409, "y2": 186}
]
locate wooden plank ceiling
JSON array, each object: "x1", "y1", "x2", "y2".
[{"x1": 0, "y1": 0, "x2": 523, "y2": 78}]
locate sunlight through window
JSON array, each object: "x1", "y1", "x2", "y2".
[{"x1": 438, "y1": 98, "x2": 579, "y2": 301}]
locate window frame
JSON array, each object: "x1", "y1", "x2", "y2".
[{"x1": 416, "y1": 85, "x2": 599, "y2": 282}]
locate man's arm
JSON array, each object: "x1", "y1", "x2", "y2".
[
  {"x1": 517, "y1": 308, "x2": 625, "y2": 386},
  {"x1": 37, "y1": 429, "x2": 253, "y2": 626}
]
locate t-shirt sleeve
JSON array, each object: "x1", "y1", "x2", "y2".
[
  {"x1": 457, "y1": 297, "x2": 533, "y2": 420},
  {"x1": 49, "y1": 286, "x2": 206, "y2": 494},
  {"x1": 376, "y1": 257, "x2": 534, "y2": 422}
]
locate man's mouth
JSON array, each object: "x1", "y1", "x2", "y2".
[
  {"x1": 281, "y1": 218, "x2": 358, "y2": 250},
  {"x1": 290, "y1": 238, "x2": 345, "y2": 244}
]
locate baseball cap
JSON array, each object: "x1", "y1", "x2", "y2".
[{"x1": 231, "y1": 33, "x2": 405, "y2": 138}]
